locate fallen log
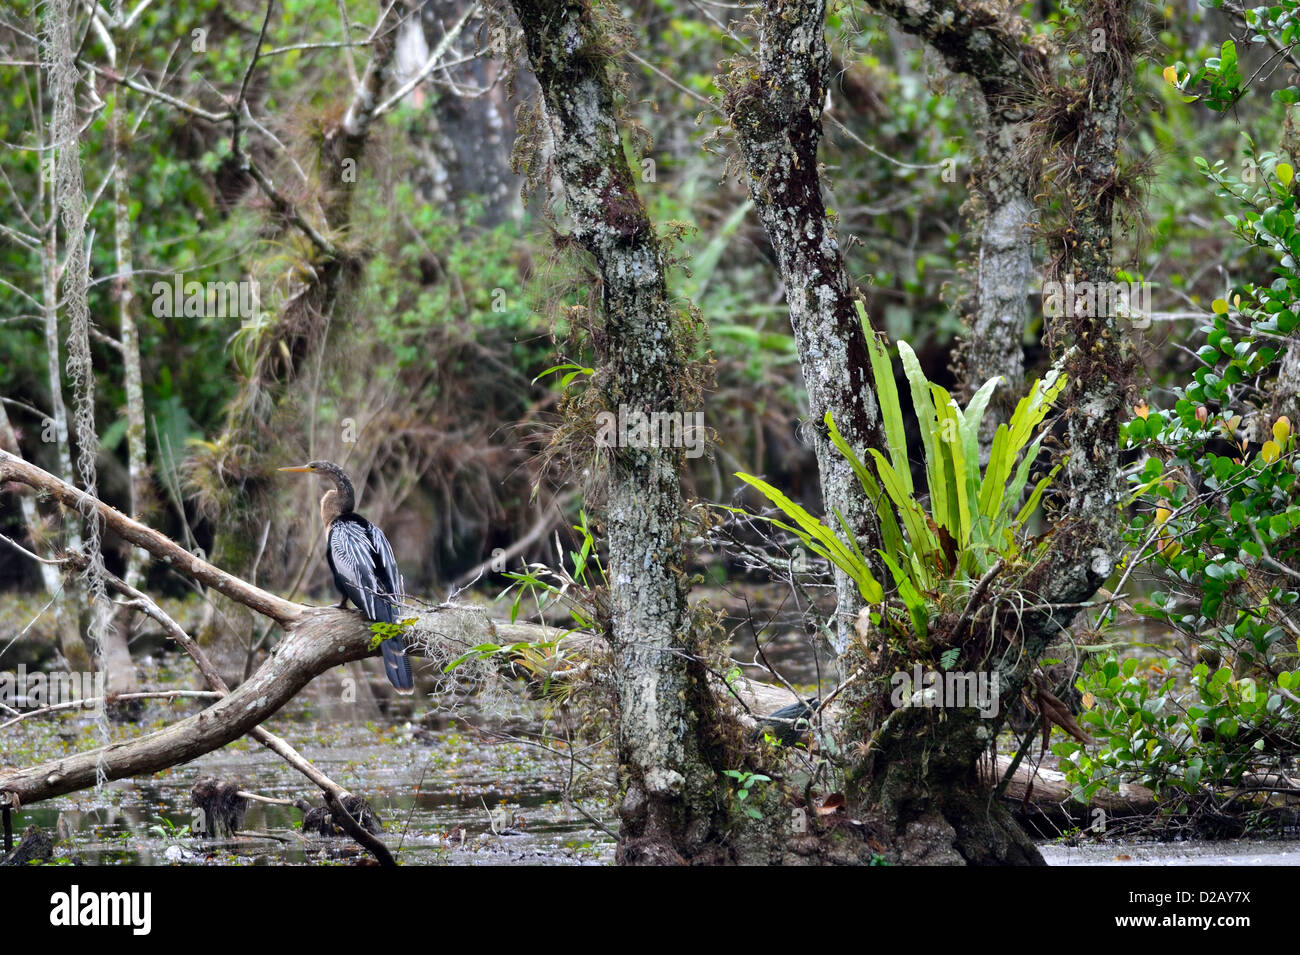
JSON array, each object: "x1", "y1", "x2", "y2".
[
  {"x1": 0, "y1": 602, "x2": 550, "y2": 807},
  {"x1": 724, "y1": 677, "x2": 1159, "y2": 817},
  {"x1": 990, "y1": 754, "x2": 1156, "y2": 817}
]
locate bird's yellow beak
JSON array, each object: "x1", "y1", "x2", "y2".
[{"x1": 278, "y1": 465, "x2": 315, "y2": 473}]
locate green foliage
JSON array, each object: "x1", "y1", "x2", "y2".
[
  {"x1": 864, "y1": 302, "x2": 1065, "y2": 588},
  {"x1": 1122, "y1": 149, "x2": 1300, "y2": 688},
  {"x1": 1056, "y1": 650, "x2": 1299, "y2": 802},
  {"x1": 493, "y1": 509, "x2": 605, "y2": 638},
  {"x1": 533, "y1": 363, "x2": 595, "y2": 392},
  {"x1": 732, "y1": 304, "x2": 1064, "y2": 639},
  {"x1": 1110, "y1": 72, "x2": 1300, "y2": 800},
  {"x1": 443, "y1": 639, "x2": 560, "y2": 673},
  {"x1": 722, "y1": 769, "x2": 771, "y2": 820},
  {"x1": 367, "y1": 618, "x2": 418, "y2": 652},
  {"x1": 1171, "y1": 2, "x2": 1300, "y2": 109},
  {"x1": 730, "y1": 470, "x2": 884, "y2": 604}
]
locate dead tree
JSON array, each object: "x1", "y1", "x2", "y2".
[{"x1": 0, "y1": 449, "x2": 561, "y2": 864}]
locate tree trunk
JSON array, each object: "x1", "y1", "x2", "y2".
[
  {"x1": 855, "y1": 707, "x2": 1043, "y2": 865},
  {"x1": 37, "y1": 131, "x2": 88, "y2": 669},
  {"x1": 868, "y1": 0, "x2": 1043, "y2": 453},
  {"x1": 108, "y1": 48, "x2": 151, "y2": 594},
  {"x1": 103, "y1": 22, "x2": 148, "y2": 701},
  {"x1": 723, "y1": 0, "x2": 889, "y2": 654},
  {"x1": 507, "y1": 0, "x2": 727, "y2": 862},
  {"x1": 401, "y1": 0, "x2": 521, "y2": 224}
]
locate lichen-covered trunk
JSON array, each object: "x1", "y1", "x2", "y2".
[
  {"x1": 508, "y1": 0, "x2": 725, "y2": 862},
  {"x1": 1261, "y1": 332, "x2": 1300, "y2": 439},
  {"x1": 723, "y1": 0, "x2": 887, "y2": 654},
  {"x1": 1054, "y1": 0, "x2": 1133, "y2": 547},
  {"x1": 401, "y1": 0, "x2": 520, "y2": 225},
  {"x1": 110, "y1": 72, "x2": 150, "y2": 594},
  {"x1": 854, "y1": 707, "x2": 1043, "y2": 865},
  {"x1": 968, "y1": 120, "x2": 1034, "y2": 453},
  {"x1": 868, "y1": 0, "x2": 1043, "y2": 455}
]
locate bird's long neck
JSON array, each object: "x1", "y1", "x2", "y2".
[{"x1": 317, "y1": 464, "x2": 355, "y2": 527}]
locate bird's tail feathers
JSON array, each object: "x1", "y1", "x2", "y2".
[{"x1": 380, "y1": 637, "x2": 415, "y2": 695}]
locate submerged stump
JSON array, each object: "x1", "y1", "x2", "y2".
[
  {"x1": 190, "y1": 777, "x2": 249, "y2": 838},
  {"x1": 1, "y1": 825, "x2": 53, "y2": 866},
  {"x1": 298, "y1": 795, "x2": 383, "y2": 836}
]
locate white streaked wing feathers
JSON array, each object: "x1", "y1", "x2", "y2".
[
  {"x1": 367, "y1": 522, "x2": 405, "y2": 606},
  {"x1": 329, "y1": 520, "x2": 383, "y2": 619}
]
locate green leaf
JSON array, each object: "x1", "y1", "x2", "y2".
[
  {"x1": 858, "y1": 301, "x2": 912, "y2": 495},
  {"x1": 826, "y1": 411, "x2": 905, "y2": 559},
  {"x1": 899, "y1": 340, "x2": 946, "y2": 528},
  {"x1": 735, "y1": 472, "x2": 884, "y2": 602},
  {"x1": 869, "y1": 449, "x2": 938, "y2": 590},
  {"x1": 880, "y1": 551, "x2": 928, "y2": 638}
]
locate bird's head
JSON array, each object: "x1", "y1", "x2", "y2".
[
  {"x1": 278, "y1": 460, "x2": 328, "y2": 475},
  {"x1": 279, "y1": 461, "x2": 355, "y2": 520}
]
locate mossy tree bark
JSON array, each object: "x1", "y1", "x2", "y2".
[
  {"x1": 867, "y1": 0, "x2": 1046, "y2": 453},
  {"x1": 507, "y1": 0, "x2": 730, "y2": 863},
  {"x1": 722, "y1": 0, "x2": 889, "y2": 654}
]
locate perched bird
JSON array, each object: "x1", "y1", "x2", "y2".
[{"x1": 279, "y1": 461, "x2": 413, "y2": 694}]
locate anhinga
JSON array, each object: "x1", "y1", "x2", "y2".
[{"x1": 279, "y1": 461, "x2": 414, "y2": 694}]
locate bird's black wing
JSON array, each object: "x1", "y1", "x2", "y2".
[
  {"x1": 367, "y1": 520, "x2": 405, "y2": 611},
  {"x1": 366, "y1": 521, "x2": 413, "y2": 692},
  {"x1": 328, "y1": 517, "x2": 395, "y2": 622},
  {"x1": 329, "y1": 515, "x2": 413, "y2": 694}
]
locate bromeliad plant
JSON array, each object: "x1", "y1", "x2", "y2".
[{"x1": 733, "y1": 303, "x2": 1065, "y2": 640}]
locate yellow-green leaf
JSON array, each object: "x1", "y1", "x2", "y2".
[{"x1": 1274, "y1": 416, "x2": 1291, "y2": 444}]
